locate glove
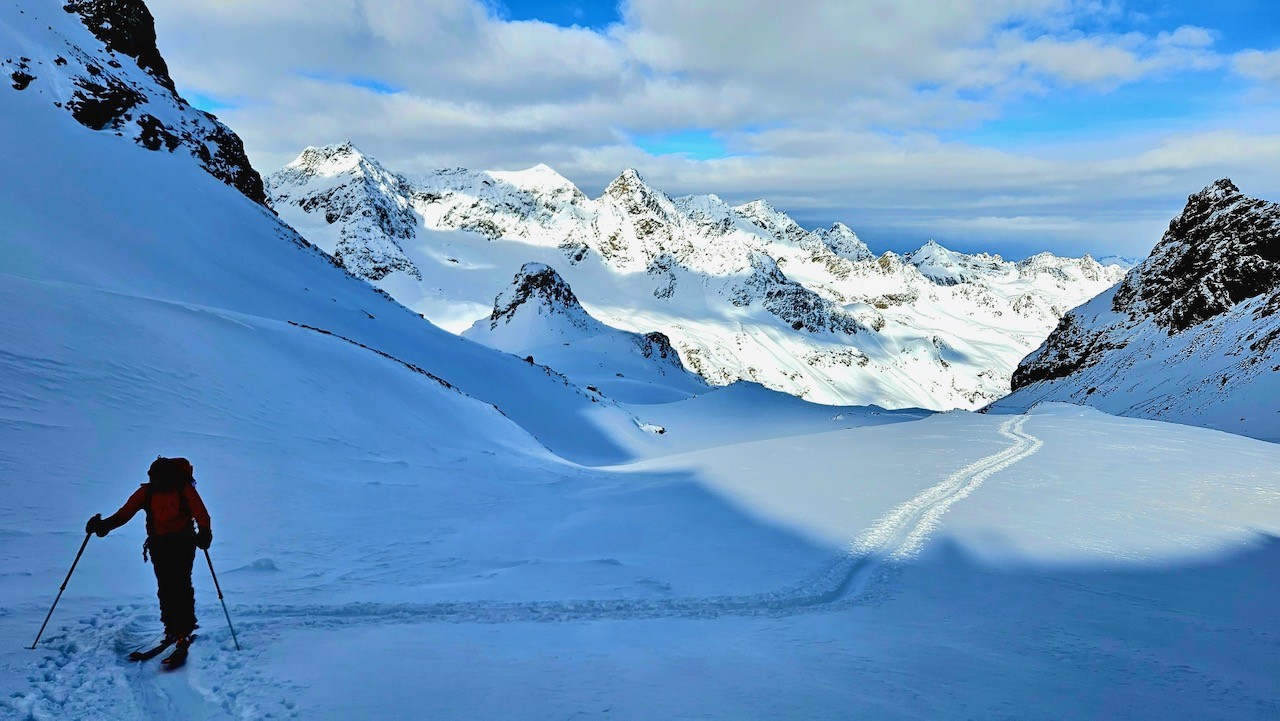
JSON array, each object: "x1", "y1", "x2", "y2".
[
  {"x1": 195, "y1": 527, "x2": 212, "y2": 550},
  {"x1": 85, "y1": 514, "x2": 108, "y2": 537}
]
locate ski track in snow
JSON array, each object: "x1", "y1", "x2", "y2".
[
  {"x1": 855, "y1": 415, "x2": 1044, "y2": 561},
  {"x1": 269, "y1": 417, "x2": 1038, "y2": 630},
  {"x1": 229, "y1": 416, "x2": 1043, "y2": 628},
  {"x1": 11, "y1": 417, "x2": 1041, "y2": 720}
]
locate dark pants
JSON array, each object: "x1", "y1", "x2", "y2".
[{"x1": 148, "y1": 531, "x2": 197, "y2": 637}]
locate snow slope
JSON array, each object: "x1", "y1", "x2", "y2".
[
  {"x1": 995, "y1": 179, "x2": 1280, "y2": 441},
  {"x1": 0, "y1": 2, "x2": 650, "y2": 467},
  {"x1": 267, "y1": 143, "x2": 1127, "y2": 410}
]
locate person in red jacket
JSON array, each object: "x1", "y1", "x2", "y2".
[{"x1": 86, "y1": 457, "x2": 212, "y2": 643}]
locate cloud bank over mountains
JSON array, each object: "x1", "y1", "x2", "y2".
[{"x1": 146, "y1": 0, "x2": 1280, "y2": 258}]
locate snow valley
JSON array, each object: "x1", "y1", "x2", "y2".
[
  {"x1": 1, "y1": 2, "x2": 1278, "y2": 721},
  {"x1": 267, "y1": 144, "x2": 1127, "y2": 410}
]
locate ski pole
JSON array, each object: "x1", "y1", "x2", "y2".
[
  {"x1": 29, "y1": 532, "x2": 92, "y2": 650},
  {"x1": 203, "y1": 548, "x2": 241, "y2": 651}
]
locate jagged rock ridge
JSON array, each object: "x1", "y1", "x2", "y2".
[
  {"x1": 998, "y1": 179, "x2": 1280, "y2": 441},
  {"x1": 2, "y1": 0, "x2": 265, "y2": 204},
  {"x1": 1110, "y1": 179, "x2": 1280, "y2": 333}
]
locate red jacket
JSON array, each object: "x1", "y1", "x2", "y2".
[{"x1": 103, "y1": 484, "x2": 211, "y2": 537}]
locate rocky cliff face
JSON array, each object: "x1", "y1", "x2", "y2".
[
  {"x1": 1110, "y1": 179, "x2": 1280, "y2": 333},
  {"x1": 998, "y1": 180, "x2": 1280, "y2": 440},
  {"x1": 2, "y1": 0, "x2": 265, "y2": 204},
  {"x1": 1014, "y1": 179, "x2": 1280, "y2": 390},
  {"x1": 267, "y1": 142, "x2": 1128, "y2": 410}
]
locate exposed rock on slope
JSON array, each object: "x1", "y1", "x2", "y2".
[
  {"x1": 997, "y1": 179, "x2": 1280, "y2": 440},
  {"x1": 63, "y1": 0, "x2": 173, "y2": 89},
  {"x1": 488, "y1": 262, "x2": 593, "y2": 329},
  {"x1": 1110, "y1": 179, "x2": 1280, "y2": 333},
  {"x1": 464, "y1": 263, "x2": 705, "y2": 402},
  {"x1": 268, "y1": 143, "x2": 1128, "y2": 410},
  {"x1": 1, "y1": 0, "x2": 265, "y2": 204}
]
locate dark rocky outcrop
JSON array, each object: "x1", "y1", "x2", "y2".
[
  {"x1": 63, "y1": 0, "x2": 174, "y2": 91},
  {"x1": 491, "y1": 263, "x2": 587, "y2": 326},
  {"x1": 638, "y1": 331, "x2": 679, "y2": 361},
  {"x1": 68, "y1": 73, "x2": 142, "y2": 129},
  {"x1": 1011, "y1": 178, "x2": 1280, "y2": 392},
  {"x1": 736, "y1": 254, "x2": 863, "y2": 335},
  {"x1": 17, "y1": 0, "x2": 272, "y2": 204},
  {"x1": 1111, "y1": 179, "x2": 1280, "y2": 333}
]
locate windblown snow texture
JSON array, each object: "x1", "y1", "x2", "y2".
[
  {"x1": 998, "y1": 179, "x2": 1280, "y2": 441},
  {"x1": 267, "y1": 143, "x2": 1127, "y2": 410}
]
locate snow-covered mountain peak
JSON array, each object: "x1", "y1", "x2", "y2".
[
  {"x1": 605, "y1": 167, "x2": 650, "y2": 196},
  {"x1": 487, "y1": 163, "x2": 582, "y2": 195},
  {"x1": 733, "y1": 199, "x2": 811, "y2": 246},
  {"x1": 1095, "y1": 254, "x2": 1140, "y2": 269},
  {"x1": 906, "y1": 240, "x2": 1010, "y2": 286},
  {"x1": 816, "y1": 222, "x2": 873, "y2": 261},
  {"x1": 284, "y1": 142, "x2": 380, "y2": 178},
  {"x1": 267, "y1": 144, "x2": 419, "y2": 281},
  {"x1": 733, "y1": 199, "x2": 779, "y2": 218}
]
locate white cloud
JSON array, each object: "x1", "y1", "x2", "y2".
[
  {"x1": 138, "y1": 0, "x2": 1280, "y2": 258},
  {"x1": 1234, "y1": 49, "x2": 1280, "y2": 86}
]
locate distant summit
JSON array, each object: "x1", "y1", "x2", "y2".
[
  {"x1": 488, "y1": 262, "x2": 593, "y2": 329},
  {"x1": 268, "y1": 146, "x2": 1128, "y2": 410}
]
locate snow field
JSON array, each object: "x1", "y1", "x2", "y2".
[{"x1": 3, "y1": 407, "x2": 1048, "y2": 720}]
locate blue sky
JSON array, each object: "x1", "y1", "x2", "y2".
[
  {"x1": 491, "y1": 0, "x2": 622, "y2": 29},
  {"x1": 1119, "y1": 0, "x2": 1278, "y2": 52},
  {"x1": 152, "y1": 0, "x2": 1280, "y2": 259}
]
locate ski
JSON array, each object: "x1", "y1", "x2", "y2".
[
  {"x1": 128, "y1": 637, "x2": 176, "y2": 662},
  {"x1": 159, "y1": 634, "x2": 197, "y2": 671}
]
